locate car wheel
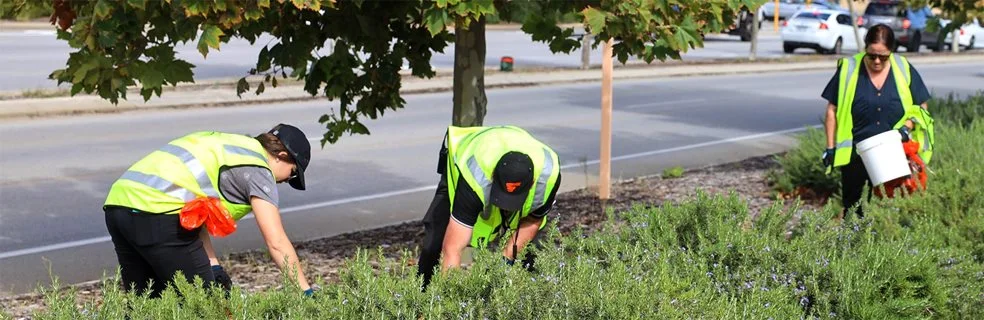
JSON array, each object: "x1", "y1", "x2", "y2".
[
  {"x1": 783, "y1": 43, "x2": 796, "y2": 54},
  {"x1": 969, "y1": 36, "x2": 976, "y2": 50},
  {"x1": 830, "y1": 38, "x2": 843, "y2": 55}
]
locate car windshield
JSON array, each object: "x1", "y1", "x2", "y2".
[
  {"x1": 865, "y1": 3, "x2": 900, "y2": 16},
  {"x1": 794, "y1": 12, "x2": 832, "y2": 20}
]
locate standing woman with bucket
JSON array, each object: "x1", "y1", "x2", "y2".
[
  {"x1": 820, "y1": 24, "x2": 932, "y2": 218},
  {"x1": 103, "y1": 124, "x2": 315, "y2": 297}
]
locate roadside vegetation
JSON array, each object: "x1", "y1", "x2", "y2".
[{"x1": 17, "y1": 93, "x2": 984, "y2": 319}]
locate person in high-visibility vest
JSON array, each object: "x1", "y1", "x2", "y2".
[
  {"x1": 103, "y1": 124, "x2": 315, "y2": 297},
  {"x1": 821, "y1": 24, "x2": 933, "y2": 219},
  {"x1": 417, "y1": 125, "x2": 562, "y2": 288}
]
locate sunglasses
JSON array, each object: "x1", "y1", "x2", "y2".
[
  {"x1": 288, "y1": 165, "x2": 298, "y2": 180},
  {"x1": 865, "y1": 52, "x2": 891, "y2": 62}
]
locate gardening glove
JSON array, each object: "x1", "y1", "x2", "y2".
[
  {"x1": 303, "y1": 288, "x2": 316, "y2": 298},
  {"x1": 503, "y1": 256, "x2": 516, "y2": 266},
  {"x1": 821, "y1": 148, "x2": 835, "y2": 168},
  {"x1": 898, "y1": 126, "x2": 911, "y2": 142},
  {"x1": 211, "y1": 265, "x2": 233, "y2": 293}
]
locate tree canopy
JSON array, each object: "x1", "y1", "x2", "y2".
[{"x1": 43, "y1": 0, "x2": 764, "y2": 145}]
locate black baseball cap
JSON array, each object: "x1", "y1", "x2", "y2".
[
  {"x1": 269, "y1": 124, "x2": 311, "y2": 190},
  {"x1": 489, "y1": 151, "x2": 534, "y2": 211}
]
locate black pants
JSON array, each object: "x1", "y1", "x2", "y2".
[
  {"x1": 909, "y1": 29, "x2": 923, "y2": 52},
  {"x1": 840, "y1": 152, "x2": 873, "y2": 218},
  {"x1": 104, "y1": 206, "x2": 214, "y2": 298},
  {"x1": 416, "y1": 173, "x2": 539, "y2": 289}
]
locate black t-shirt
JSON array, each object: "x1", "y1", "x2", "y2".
[
  {"x1": 821, "y1": 62, "x2": 931, "y2": 143},
  {"x1": 450, "y1": 172, "x2": 562, "y2": 228}
]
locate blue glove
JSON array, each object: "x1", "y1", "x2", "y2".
[
  {"x1": 821, "y1": 148, "x2": 835, "y2": 167},
  {"x1": 303, "y1": 288, "x2": 315, "y2": 297},
  {"x1": 899, "y1": 126, "x2": 911, "y2": 142},
  {"x1": 503, "y1": 256, "x2": 515, "y2": 266}
]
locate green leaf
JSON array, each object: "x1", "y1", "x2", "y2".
[
  {"x1": 245, "y1": 7, "x2": 264, "y2": 20},
  {"x1": 673, "y1": 16, "x2": 701, "y2": 51},
  {"x1": 139, "y1": 68, "x2": 165, "y2": 89},
  {"x1": 424, "y1": 9, "x2": 448, "y2": 36},
  {"x1": 197, "y1": 25, "x2": 224, "y2": 58},
  {"x1": 162, "y1": 60, "x2": 195, "y2": 84},
  {"x1": 236, "y1": 78, "x2": 250, "y2": 98},
  {"x1": 72, "y1": 59, "x2": 99, "y2": 84},
  {"x1": 582, "y1": 7, "x2": 607, "y2": 33},
  {"x1": 126, "y1": 0, "x2": 147, "y2": 10},
  {"x1": 94, "y1": 0, "x2": 113, "y2": 19},
  {"x1": 184, "y1": 0, "x2": 207, "y2": 17},
  {"x1": 257, "y1": 47, "x2": 272, "y2": 72},
  {"x1": 350, "y1": 122, "x2": 370, "y2": 135},
  {"x1": 257, "y1": 0, "x2": 271, "y2": 8}
]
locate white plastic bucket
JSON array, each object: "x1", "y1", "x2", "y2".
[{"x1": 856, "y1": 130, "x2": 910, "y2": 186}]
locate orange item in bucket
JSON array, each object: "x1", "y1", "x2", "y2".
[
  {"x1": 874, "y1": 140, "x2": 927, "y2": 199},
  {"x1": 180, "y1": 197, "x2": 237, "y2": 237}
]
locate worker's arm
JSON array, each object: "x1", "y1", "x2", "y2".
[
  {"x1": 824, "y1": 102, "x2": 837, "y2": 148},
  {"x1": 441, "y1": 220, "x2": 473, "y2": 272},
  {"x1": 251, "y1": 197, "x2": 311, "y2": 291},
  {"x1": 199, "y1": 228, "x2": 220, "y2": 266},
  {"x1": 502, "y1": 216, "x2": 541, "y2": 260}
]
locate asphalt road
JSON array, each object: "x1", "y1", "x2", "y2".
[
  {"x1": 0, "y1": 28, "x2": 794, "y2": 91},
  {"x1": 1, "y1": 61, "x2": 982, "y2": 295}
]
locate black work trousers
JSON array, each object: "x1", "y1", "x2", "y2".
[
  {"x1": 840, "y1": 152, "x2": 873, "y2": 219},
  {"x1": 416, "y1": 173, "x2": 539, "y2": 289},
  {"x1": 104, "y1": 206, "x2": 214, "y2": 298}
]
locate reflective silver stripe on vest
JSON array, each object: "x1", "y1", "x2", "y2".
[
  {"x1": 840, "y1": 57, "x2": 858, "y2": 108},
  {"x1": 892, "y1": 54, "x2": 909, "y2": 82},
  {"x1": 466, "y1": 156, "x2": 492, "y2": 202},
  {"x1": 224, "y1": 145, "x2": 266, "y2": 162},
  {"x1": 159, "y1": 144, "x2": 218, "y2": 198},
  {"x1": 835, "y1": 140, "x2": 853, "y2": 149},
  {"x1": 119, "y1": 170, "x2": 197, "y2": 202},
  {"x1": 532, "y1": 148, "x2": 554, "y2": 208}
]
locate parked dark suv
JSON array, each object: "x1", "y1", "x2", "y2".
[{"x1": 862, "y1": 0, "x2": 912, "y2": 51}]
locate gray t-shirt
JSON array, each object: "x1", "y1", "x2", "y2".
[{"x1": 218, "y1": 166, "x2": 279, "y2": 207}]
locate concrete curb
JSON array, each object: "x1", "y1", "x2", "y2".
[{"x1": 1, "y1": 53, "x2": 981, "y2": 119}]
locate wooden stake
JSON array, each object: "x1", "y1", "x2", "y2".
[
  {"x1": 599, "y1": 38, "x2": 613, "y2": 200},
  {"x1": 773, "y1": 0, "x2": 780, "y2": 31}
]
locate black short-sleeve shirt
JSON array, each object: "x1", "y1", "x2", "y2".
[
  {"x1": 821, "y1": 62, "x2": 931, "y2": 143},
  {"x1": 450, "y1": 172, "x2": 562, "y2": 228}
]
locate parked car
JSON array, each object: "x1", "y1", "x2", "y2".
[
  {"x1": 758, "y1": 0, "x2": 846, "y2": 27},
  {"x1": 761, "y1": 0, "x2": 809, "y2": 21},
  {"x1": 782, "y1": 9, "x2": 866, "y2": 54},
  {"x1": 860, "y1": 0, "x2": 911, "y2": 51},
  {"x1": 725, "y1": 6, "x2": 762, "y2": 41},
  {"x1": 923, "y1": 18, "x2": 982, "y2": 51}
]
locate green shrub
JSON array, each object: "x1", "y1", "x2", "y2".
[
  {"x1": 767, "y1": 127, "x2": 840, "y2": 198},
  {"x1": 929, "y1": 91, "x2": 984, "y2": 128},
  {"x1": 29, "y1": 97, "x2": 984, "y2": 319},
  {"x1": 662, "y1": 166, "x2": 685, "y2": 179}
]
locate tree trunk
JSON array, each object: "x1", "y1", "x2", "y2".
[
  {"x1": 452, "y1": 16, "x2": 488, "y2": 127},
  {"x1": 848, "y1": 1, "x2": 863, "y2": 52},
  {"x1": 581, "y1": 34, "x2": 592, "y2": 70},
  {"x1": 951, "y1": 29, "x2": 960, "y2": 53},
  {"x1": 750, "y1": 7, "x2": 759, "y2": 61}
]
